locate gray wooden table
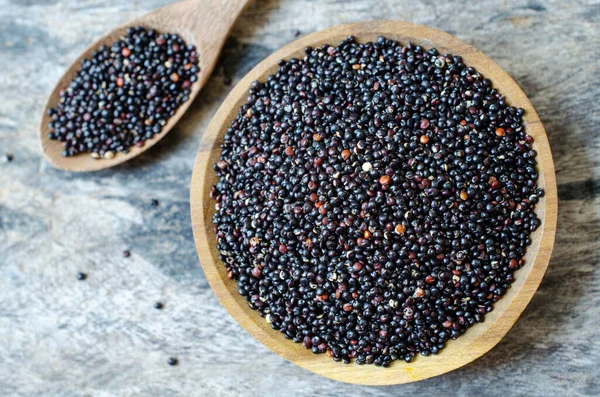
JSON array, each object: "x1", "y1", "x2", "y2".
[{"x1": 1, "y1": 0, "x2": 598, "y2": 395}]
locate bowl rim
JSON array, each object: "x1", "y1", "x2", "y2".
[{"x1": 190, "y1": 20, "x2": 557, "y2": 385}]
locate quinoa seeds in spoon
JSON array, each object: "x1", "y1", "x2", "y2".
[{"x1": 46, "y1": 27, "x2": 199, "y2": 159}]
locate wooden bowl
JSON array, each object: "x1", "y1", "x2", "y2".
[{"x1": 190, "y1": 21, "x2": 557, "y2": 385}]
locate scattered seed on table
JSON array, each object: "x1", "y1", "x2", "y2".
[
  {"x1": 211, "y1": 36, "x2": 543, "y2": 367},
  {"x1": 150, "y1": 199, "x2": 159, "y2": 208},
  {"x1": 292, "y1": 29, "x2": 301, "y2": 37},
  {"x1": 122, "y1": 250, "x2": 131, "y2": 258},
  {"x1": 167, "y1": 357, "x2": 178, "y2": 366},
  {"x1": 154, "y1": 302, "x2": 164, "y2": 310},
  {"x1": 46, "y1": 26, "x2": 199, "y2": 159},
  {"x1": 76, "y1": 272, "x2": 87, "y2": 281},
  {"x1": 1, "y1": 153, "x2": 13, "y2": 163}
]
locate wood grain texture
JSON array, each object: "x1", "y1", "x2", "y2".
[
  {"x1": 190, "y1": 20, "x2": 557, "y2": 385},
  {"x1": 1, "y1": 0, "x2": 598, "y2": 395},
  {"x1": 38, "y1": 0, "x2": 250, "y2": 172}
]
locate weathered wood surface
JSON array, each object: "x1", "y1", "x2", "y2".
[{"x1": 0, "y1": 0, "x2": 598, "y2": 395}]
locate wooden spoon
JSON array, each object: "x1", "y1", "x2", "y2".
[
  {"x1": 39, "y1": 0, "x2": 251, "y2": 172},
  {"x1": 191, "y1": 21, "x2": 558, "y2": 385}
]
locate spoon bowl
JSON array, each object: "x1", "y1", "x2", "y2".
[
  {"x1": 190, "y1": 21, "x2": 558, "y2": 385},
  {"x1": 40, "y1": 0, "x2": 250, "y2": 172}
]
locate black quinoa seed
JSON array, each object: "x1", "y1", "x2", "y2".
[
  {"x1": 167, "y1": 357, "x2": 178, "y2": 366},
  {"x1": 46, "y1": 26, "x2": 199, "y2": 159},
  {"x1": 76, "y1": 272, "x2": 87, "y2": 281},
  {"x1": 2, "y1": 153, "x2": 13, "y2": 163},
  {"x1": 150, "y1": 199, "x2": 159, "y2": 208},
  {"x1": 211, "y1": 36, "x2": 543, "y2": 366},
  {"x1": 154, "y1": 301, "x2": 164, "y2": 310},
  {"x1": 123, "y1": 250, "x2": 131, "y2": 258}
]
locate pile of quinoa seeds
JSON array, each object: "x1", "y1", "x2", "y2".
[
  {"x1": 46, "y1": 27, "x2": 199, "y2": 159},
  {"x1": 211, "y1": 36, "x2": 543, "y2": 366}
]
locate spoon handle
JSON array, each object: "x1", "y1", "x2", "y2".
[
  {"x1": 145, "y1": 0, "x2": 251, "y2": 46},
  {"x1": 189, "y1": 0, "x2": 251, "y2": 42}
]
